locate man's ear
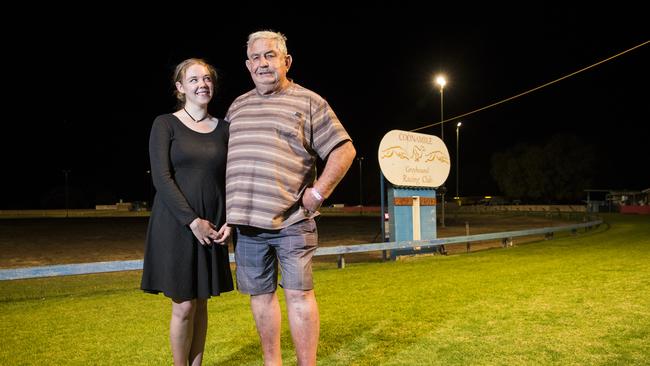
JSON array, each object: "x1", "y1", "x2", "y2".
[
  {"x1": 285, "y1": 54, "x2": 293, "y2": 69},
  {"x1": 175, "y1": 81, "x2": 184, "y2": 93},
  {"x1": 245, "y1": 59, "x2": 253, "y2": 73}
]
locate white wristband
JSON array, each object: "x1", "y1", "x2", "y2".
[{"x1": 310, "y1": 188, "x2": 324, "y2": 201}]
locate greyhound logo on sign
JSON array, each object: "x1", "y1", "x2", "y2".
[{"x1": 378, "y1": 130, "x2": 450, "y2": 187}]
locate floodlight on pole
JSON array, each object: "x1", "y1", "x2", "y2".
[
  {"x1": 435, "y1": 75, "x2": 446, "y2": 142},
  {"x1": 434, "y1": 74, "x2": 447, "y2": 229}
]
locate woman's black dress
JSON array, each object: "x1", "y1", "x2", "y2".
[{"x1": 140, "y1": 114, "x2": 233, "y2": 300}]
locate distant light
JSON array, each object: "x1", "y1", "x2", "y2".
[
  {"x1": 484, "y1": 196, "x2": 492, "y2": 199},
  {"x1": 457, "y1": 121, "x2": 462, "y2": 127},
  {"x1": 435, "y1": 75, "x2": 446, "y2": 89}
]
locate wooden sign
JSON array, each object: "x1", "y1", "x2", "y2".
[{"x1": 378, "y1": 130, "x2": 450, "y2": 187}]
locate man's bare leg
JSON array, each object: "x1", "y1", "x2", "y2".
[
  {"x1": 285, "y1": 289, "x2": 319, "y2": 366},
  {"x1": 251, "y1": 292, "x2": 282, "y2": 366}
]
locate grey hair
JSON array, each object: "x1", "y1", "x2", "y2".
[{"x1": 247, "y1": 30, "x2": 288, "y2": 55}]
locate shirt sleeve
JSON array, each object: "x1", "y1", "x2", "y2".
[
  {"x1": 148, "y1": 117, "x2": 198, "y2": 226},
  {"x1": 310, "y1": 99, "x2": 352, "y2": 160}
]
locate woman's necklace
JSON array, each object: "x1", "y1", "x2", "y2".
[{"x1": 183, "y1": 107, "x2": 209, "y2": 123}]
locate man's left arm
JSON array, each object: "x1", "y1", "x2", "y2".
[{"x1": 303, "y1": 141, "x2": 356, "y2": 211}]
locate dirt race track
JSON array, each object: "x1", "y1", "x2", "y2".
[{"x1": 0, "y1": 213, "x2": 578, "y2": 269}]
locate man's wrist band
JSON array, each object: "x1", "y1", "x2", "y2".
[{"x1": 310, "y1": 188, "x2": 324, "y2": 201}]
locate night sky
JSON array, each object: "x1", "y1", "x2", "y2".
[{"x1": 3, "y1": 7, "x2": 649, "y2": 209}]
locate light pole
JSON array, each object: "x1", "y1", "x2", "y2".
[
  {"x1": 435, "y1": 75, "x2": 447, "y2": 228},
  {"x1": 435, "y1": 75, "x2": 446, "y2": 141},
  {"x1": 357, "y1": 157, "x2": 364, "y2": 212},
  {"x1": 456, "y1": 121, "x2": 462, "y2": 200},
  {"x1": 62, "y1": 169, "x2": 70, "y2": 217},
  {"x1": 145, "y1": 170, "x2": 152, "y2": 208}
]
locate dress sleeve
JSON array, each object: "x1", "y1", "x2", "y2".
[{"x1": 149, "y1": 117, "x2": 198, "y2": 226}]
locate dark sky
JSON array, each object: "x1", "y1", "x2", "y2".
[{"x1": 3, "y1": 7, "x2": 649, "y2": 209}]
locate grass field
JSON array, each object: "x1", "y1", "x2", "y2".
[{"x1": 1, "y1": 213, "x2": 649, "y2": 365}]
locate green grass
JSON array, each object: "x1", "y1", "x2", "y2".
[{"x1": 1, "y1": 214, "x2": 649, "y2": 365}]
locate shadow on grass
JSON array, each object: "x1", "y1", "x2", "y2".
[
  {"x1": 318, "y1": 319, "x2": 424, "y2": 364},
  {"x1": 213, "y1": 340, "x2": 264, "y2": 365}
]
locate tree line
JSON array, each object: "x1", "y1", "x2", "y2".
[{"x1": 490, "y1": 134, "x2": 596, "y2": 203}]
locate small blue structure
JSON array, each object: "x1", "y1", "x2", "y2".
[{"x1": 387, "y1": 186, "x2": 438, "y2": 259}]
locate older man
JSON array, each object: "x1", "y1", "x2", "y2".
[{"x1": 226, "y1": 30, "x2": 356, "y2": 365}]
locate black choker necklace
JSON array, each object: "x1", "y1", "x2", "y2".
[{"x1": 183, "y1": 107, "x2": 209, "y2": 123}]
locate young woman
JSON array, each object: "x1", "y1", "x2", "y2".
[{"x1": 141, "y1": 58, "x2": 233, "y2": 366}]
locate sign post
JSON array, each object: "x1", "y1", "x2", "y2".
[{"x1": 378, "y1": 130, "x2": 450, "y2": 259}]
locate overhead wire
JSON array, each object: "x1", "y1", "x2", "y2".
[{"x1": 410, "y1": 39, "x2": 650, "y2": 133}]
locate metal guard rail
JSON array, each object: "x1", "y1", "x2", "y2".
[{"x1": 0, "y1": 219, "x2": 602, "y2": 280}]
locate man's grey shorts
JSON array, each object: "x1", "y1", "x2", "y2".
[{"x1": 235, "y1": 219, "x2": 318, "y2": 295}]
